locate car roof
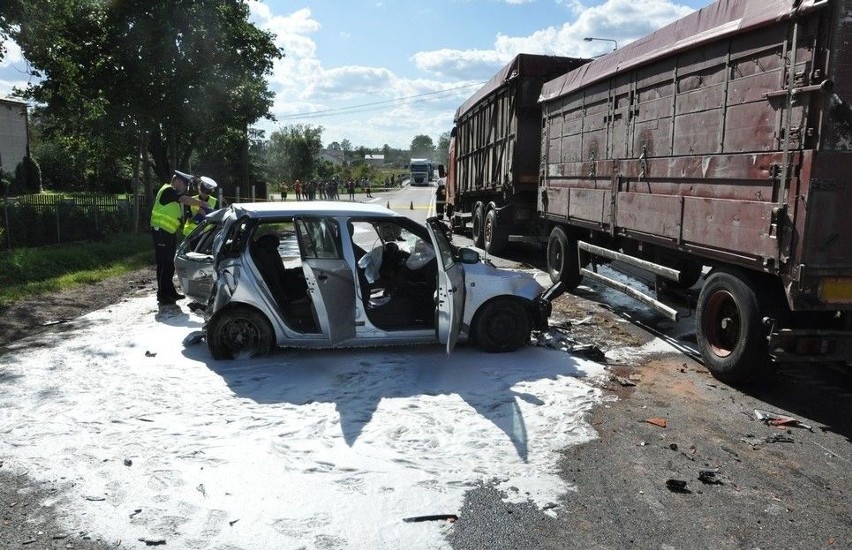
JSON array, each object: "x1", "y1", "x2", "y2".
[{"x1": 227, "y1": 201, "x2": 400, "y2": 220}]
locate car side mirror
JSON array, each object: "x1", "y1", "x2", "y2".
[{"x1": 458, "y1": 247, "x2": 480, "y2": 264}]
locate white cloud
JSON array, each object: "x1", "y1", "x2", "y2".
[
  {"x1": 413, "y1": 0, "x2": 695, "y2": 76},
  {"x1": 1, "y1": 38, "x2": 23, "y2": 67},
  {"x1": 250, "y1": 0, "x2": 696, "y2": 148}
]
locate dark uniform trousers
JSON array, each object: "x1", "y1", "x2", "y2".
[{"x1": 151, "y1": 227, "x2": 178, "y2": 301}]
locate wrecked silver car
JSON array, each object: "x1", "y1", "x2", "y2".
[{"x1": 176, "y1": 202, "x2": 552, "y2": 359}]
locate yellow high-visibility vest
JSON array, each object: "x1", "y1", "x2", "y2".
[
  {"x1": 182, "y1": 195, "x2": 217, "y2": 237},
  {"x1": 150, "y1": 184, "x2": 183, "y2": 234}
]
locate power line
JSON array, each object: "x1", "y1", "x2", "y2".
[{"x1": 276, "y1": 81, "x2": 485, "y2": 120}]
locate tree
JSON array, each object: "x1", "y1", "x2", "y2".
[
  {"x1": 264, "y1": 124, "x2": 324, "y2": 184},
  {"x1": 340, "y1": 139, "x2": 353, "y2": 163},
  {"x1": 7, "y1": 0, "x2": 282, "y2": 195},
  {"x1": 436, "y1": 131, "x2": 451, "y2": 167},
  {"x1": 410, "y1": 135, "x2": 436, "y2": 159}
]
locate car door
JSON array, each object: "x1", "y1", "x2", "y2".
[
  {"x1": 426, "y1": 218, "x2": 465, "y2": 353},
  {"x1": 295, "y1": 216, "x2": 356, "y2": 344},
  {"x1": 174, "y1": 212, "x2": 227, "y2": 303}
]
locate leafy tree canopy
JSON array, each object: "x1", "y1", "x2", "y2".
[
  {"x1": 7, "y1": 0, "x2": 283, "y2": 185},
  {"x1": 410, "y1": 134, "x2": 435, "y2": 160}
]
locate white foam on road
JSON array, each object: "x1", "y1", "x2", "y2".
[{"x1": 0, "y1": 295, "x2": 607, "y2": 549}]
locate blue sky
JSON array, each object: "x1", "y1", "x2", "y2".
[{"x1": 1, "y1": 0, "x2": 710, "y2": 149}]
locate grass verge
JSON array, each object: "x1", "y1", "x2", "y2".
[{"x1": 0, "y1": 233, "x2": 153, "y2": 306}]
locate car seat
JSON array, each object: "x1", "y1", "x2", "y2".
[{"x1": 250, "y1": 234, "x2": 316, "y2": 331}]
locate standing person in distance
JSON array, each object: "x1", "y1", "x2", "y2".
[
  {"x1": 182, "y1": 176, "x2": 219, "y2": 239},
  {"x1": 151, "y1": 170, "x2": 211, "y2": 306}
]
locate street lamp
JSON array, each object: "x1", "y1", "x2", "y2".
[{"x1": 583, "y1": 37, "x2": 618, "y2": 51}]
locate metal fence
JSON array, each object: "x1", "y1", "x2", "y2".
[{"x1": 0, "y1": 194, "x2": 150, "y2": 249}]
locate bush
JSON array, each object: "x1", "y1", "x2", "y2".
[{"x1": 13, "y1": 156, "x2": 42, "y2": 194}]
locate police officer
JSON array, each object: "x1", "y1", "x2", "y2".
[
  {"x1": 182, "y1": 176, "x2": 219, "y2": 238},
  {"x1": 150, "y1": 170, "x2": 211, "y2": 306}
]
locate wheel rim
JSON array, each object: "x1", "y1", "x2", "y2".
[
  {"x1": 484, "y1": 215, "x2": 493, "y2": 247},
  {"x1": 221, "y1": 317, "x2": 262, "y2": 356},
  {"x1": 703, "y1": 289, "x2": 740, "y2": 358},
  {"x1": 548, "y1": 239, "x2": 564, "y2": 276}
]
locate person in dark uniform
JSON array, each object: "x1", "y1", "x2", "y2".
[
  {"x1": 435, "y1": 182, "x2": 446, "y2": 218},
  {"x1": 150, "y1": 170, "x2": 211, "y2": 305}
]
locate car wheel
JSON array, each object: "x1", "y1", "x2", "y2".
[
  {"x1": 207, "y1": 306, "x2": 274, "y2": 360},
  {"x1": 473, "y1": 298, "x2": 531, "y2": 352},
  {"x1": 484, "y1": 209, "x2": 508, "y2": 255},
  {"x1": 546, "y1": 226, "x2": 582, "y2": 289},
  {"x1": 471, "y1": 203, "x2": 485, "y2": 248},
  {"x1": 696, "y1": 269, "x2": 772, "y2": 385}
]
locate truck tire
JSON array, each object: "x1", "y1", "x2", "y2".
[
  {"x1": 696, "y1": 269, "x2": 771, "y2": 385},
  {"x1": 472, "y1": 297, "x2": 531, "y2": 352},
  {"x1": 547, "y1": 226, "x2": 582, "y2": 290},
  {"x1": 483, "y1": 209, "x2": 509, "y2": 255},
  {"x1": 207, "y1": 305, "x2": 275, "y2": 360},
  {"x1": 657, "y1": 258, "x2": 704, "y2": 289},
  {"x1": 472, "y1": 203, "x2": 485, "y2": 248}
]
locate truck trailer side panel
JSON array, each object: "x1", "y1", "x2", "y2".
[
  {"x1": 536, "y1": 0, "x2": 852, "y2": 382},
  {"x1": 449, "y1": 54, "x2": 588, "y2": 252}
]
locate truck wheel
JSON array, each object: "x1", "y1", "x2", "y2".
[
  {"x1": 547, "y1": 227, "x2": 582, "y2": 290},
  {"x1": 657, "y1": 259, "x2": 704, "y2": 289},
  {"x1": 483, "y1": 209, "x2": 509, "y2": 255},
  {"x1": 472, "y1": 203, "x2": 485, "y2": 248},
  {"x1": 696, "y1": 269, "x2": 770, "y2": 385},
  {"x1": 472, "y1": 297, "x2": 531, "y2": 352},
  {"x1": 207, "y1": 306, "x2": 275, "y2": 360}
]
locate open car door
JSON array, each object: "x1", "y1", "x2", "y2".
[
  {"x1": 426, "y1": 218, "x2": 464, "y2": 354},
  {"x1": 295, "y1": 217, "x2": 356, "y2": 344}
]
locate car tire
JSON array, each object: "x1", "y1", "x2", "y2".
[
  {"x1": 472, "y1": 203, "x2": 485, "y2": 248},
  {"x1": 207, "y1": 305, "x2": 275, "y2": 360},
  {"x1": 546, "y1": 226, "x2": 582, "y2": 290},
  {"x1": 484, "y1": 209, "x2": 508, "y2": 255},
  {"x1": 472, "y1": 297, "x2": 531, "y2": 353},
  {"x1": 696, "y1": 269, "x2": 772, "y2": 385}
]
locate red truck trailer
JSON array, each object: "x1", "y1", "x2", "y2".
[
  {"x1": 446, "y1": 54, "x2": 588, "y2": 254},
  {"x1": 449, "y1": 0, "x2": 852, "y2": 384}
]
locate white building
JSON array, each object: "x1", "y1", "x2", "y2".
[
  {"x1": 0, "y1": 97, "x2": 29, "y2": 176},
  {"x1": 364, "y1": 154, "x2": 384, "y2": 167}
]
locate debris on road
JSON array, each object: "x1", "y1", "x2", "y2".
[
  {"x1": 139, "y1": 537, "x2": 166, "y2": 546},
  {"x1": 144, "y1": 350, "x2": 157, "y2": 357},
  {"x1": 644, "y1": 417, "x2": 668, "y2": 428},
  {"x1": 754, "y1": 409, "x2": 814, "y2": 431},
  {"x1": 535, "y1": 329, "x2": 607, "y2": 361},
  {"x1": 764, "y1": 433, "x2": 795, "y2": 444},
  {"x1": 41, "y1": 319, "x2": 70, "y2": 326},
  {"x1": 402, "y1": 514, "x2": 459, "y2": 523},
  {"x1": 613, "y1": 375, "x2": 636, "y2": 387},
  {"x1": 182, "y1": 330, "x2": 205, "y2": 346},
  {"x1": 665, "y1": 479, "x2": 690, "y2": 493},
  {"x1": 698, "y1": 469, "x2": 723, "y2": 485}
]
